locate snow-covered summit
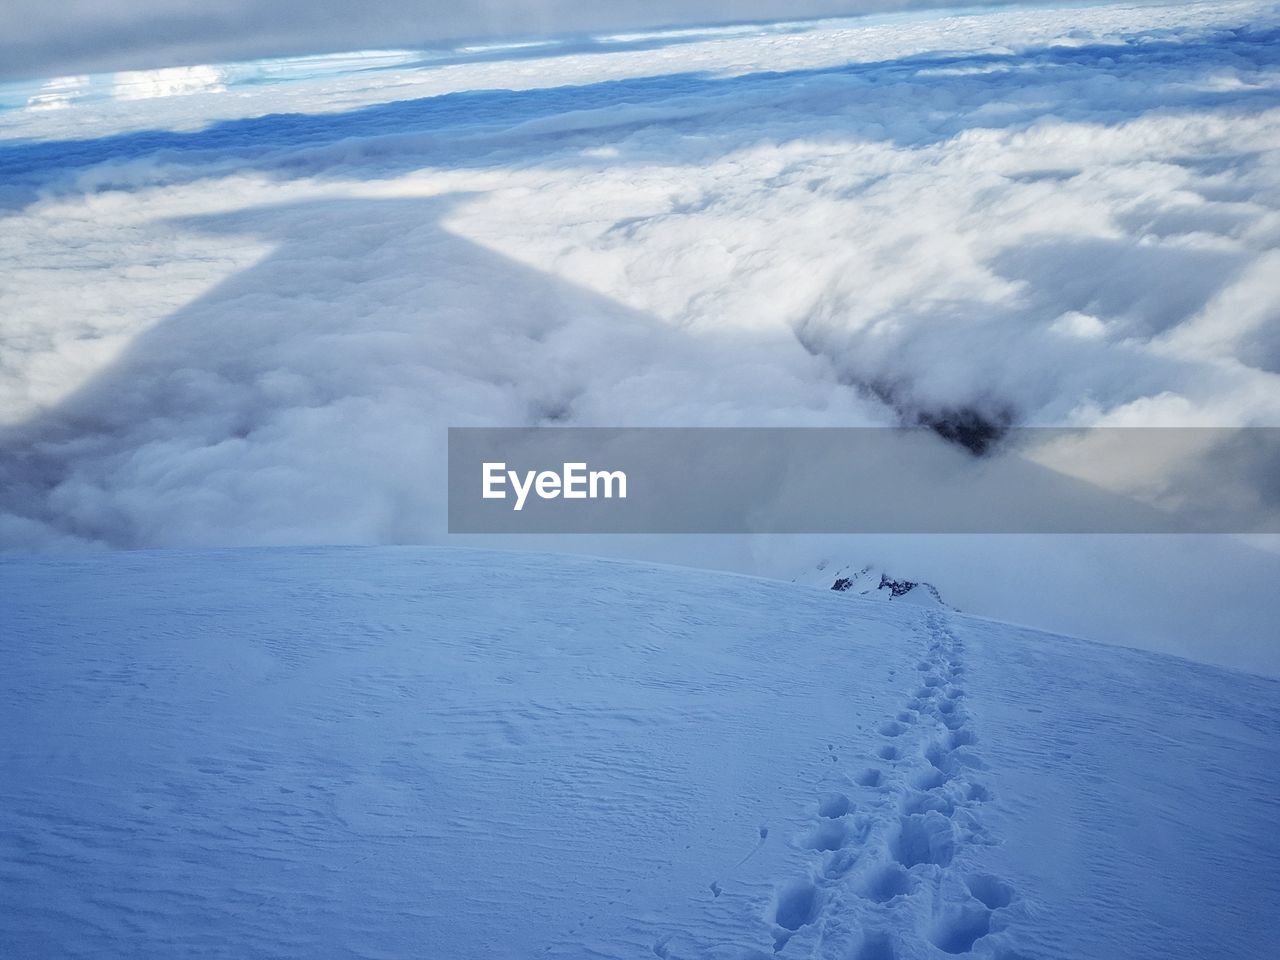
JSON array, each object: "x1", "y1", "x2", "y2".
[
  {"x1": 3, "y1": 546, "x2": 1277, "y2": 959},
  {"x1": 794, "y1": 560, "x2": 953, "y2": 610}
]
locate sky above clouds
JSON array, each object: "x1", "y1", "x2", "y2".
[
  {"x1": 1, "y1": 0, "x2": 1279, "y2": 670},
  {"x1": 0, "y1": 0, "x2": 1033, "y2": 82}
]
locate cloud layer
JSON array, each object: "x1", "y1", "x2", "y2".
[
  {"x1": 0, "y1": 1, "x2": 1030, "y2": 83},
  {"x1": 1, "y1": 1, "x2": 1279, "y2": 670}
]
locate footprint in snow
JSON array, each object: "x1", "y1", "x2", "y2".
[
  {"x1": 768, "y1": 879, "x2": 820, "y2": 950},
  {"x1": 802, "y1": 819, "x2": 850, "y2": 852},
  {"x1": 930, "y1": 900, "x2": 993, "y2": 954},
  {"x1": 855, "y1": 767, "x2": 883, "y2": 788},
  {"x1": 891, "y1": 812, "x2": 957, "y2": 868},
  {"x1": 853, "y1": 931, "x2": 898, "y2": 960},
  {"x1": 818, "y1": 793, "x2": 851, "y2": 818},
  {"x1": 861, "y1": 863, "x2": 913, "y2": 904}
]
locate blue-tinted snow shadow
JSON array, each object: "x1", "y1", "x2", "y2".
[{"x1": 1, "y1": 24, "x2": 1278, "y2": 211}]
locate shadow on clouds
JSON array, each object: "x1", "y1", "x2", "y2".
[
  {"x1": 2, "y1": 24, "x2": 1278, "y2": 211},
  {"x1": 0, "y1": 194, "x2": 849, "y2": 546}
]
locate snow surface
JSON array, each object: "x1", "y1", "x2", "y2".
[{"x1": 3, "y1": 547, "x2": 1277, "y2": 958}]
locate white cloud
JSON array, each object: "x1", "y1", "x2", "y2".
[
  {"x1": 112, "y1": 64, "x2": 226, "y2": 101},
  {"x1": 0, "y1": 1, "x2": 1043, "y2": 83},
  {"x1": 25, "y1": 75, "x2": 90, "y2": 111},
  {"x1": 1, "y1": 1, "x2": 1278, "y2": 669}
]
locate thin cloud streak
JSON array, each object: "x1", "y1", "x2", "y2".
[{"x1": 0, "y1": 0, "x2": 1028, "y2": 83}]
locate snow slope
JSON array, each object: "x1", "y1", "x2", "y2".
[{"x1": 2, "y1": 547, "x2": 1277, "y2": 958}]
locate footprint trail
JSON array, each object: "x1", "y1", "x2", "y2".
[{"x1": 755, "y1": 610, "x2": 1025, "y2": 958}]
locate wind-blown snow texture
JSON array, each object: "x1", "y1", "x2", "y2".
[{"x1": 2, "y1": 547, "x2": 1277, "y2": 958}]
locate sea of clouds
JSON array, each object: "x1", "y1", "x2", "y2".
[
  {"x1": 2, "y1": 1, "x2": 1054, "y2": 81},
  {"x1": 1, "y1": 0, "x2": 1278, "y2": 670}
]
